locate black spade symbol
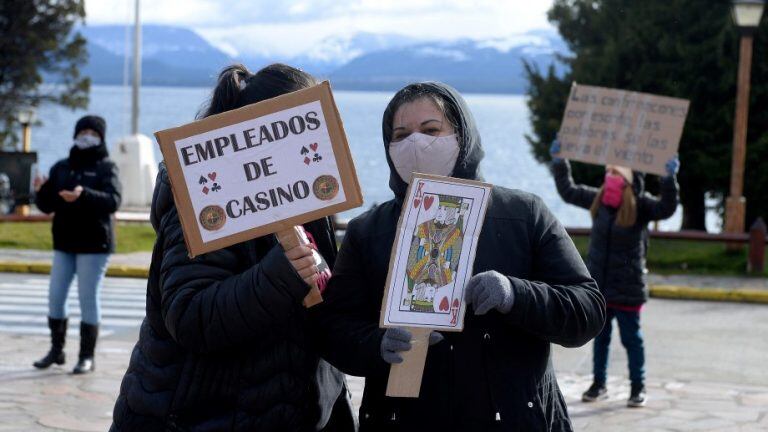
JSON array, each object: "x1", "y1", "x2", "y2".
[
  {"x1": 300, "y1": 146, "x2": 310, "y2": 155},
  {"x1": 199, "y1": 175, "x2": 208, "y2": 185}
]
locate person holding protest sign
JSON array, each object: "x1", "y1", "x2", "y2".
[
  {"x1": 311, "y1": 82, "x2": 606, "y2": 431},
  {"x1": 33, "y1": 115, "x2": 121, "y2": 375},
  {"x1": 110, "y1": 64, "x2": 354, "y2": 432},
  {"x1": 549, "y1": 139, "x2": 680, "y2": 408}
]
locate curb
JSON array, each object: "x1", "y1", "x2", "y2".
[
  {"x1": 649, "y1": 284, "x2": 768, "y2": 304},
  {"x1": 0, "y1": 261, "x2": 148, "y2": 279},
  {"x1": 0, "y1": 262, "x2": 767, "y2": 304}
]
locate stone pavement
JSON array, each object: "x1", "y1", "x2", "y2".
[
  {"x1": 1, "y1": 332, "x2": 766, "y2": 432},
  {"x1": 1, "y1": 272, "x2": 767, "y2": 431}
]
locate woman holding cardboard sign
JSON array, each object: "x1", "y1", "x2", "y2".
[
  {"x1": 110, "y1": 64, "x2": 354, "y2": 432},
  {"x1": 549, "y1": 140, "x2": 680, "y2": 408},
  {"x1": 312, "y1": 82, "x2": 606, "y2": 431}
]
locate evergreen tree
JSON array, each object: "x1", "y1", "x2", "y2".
[
  {"x1": 526, "y1": 0, "x2": 768, "y2": 231},
  {"x1": 0, "y1": 0, "x2": 89, "y2": 149}
]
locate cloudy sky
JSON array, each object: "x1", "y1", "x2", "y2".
[{"x1": 85, "y1": 0, "x2": 555, "y2": 57}]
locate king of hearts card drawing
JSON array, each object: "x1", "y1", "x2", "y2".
[{"x1": 381, "y1": 174, "x2": 491, "y2": 331}]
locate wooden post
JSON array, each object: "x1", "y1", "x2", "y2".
[
  {"x1": 748, "y1": 217, "x2": 766, "y2": 273},
  {"x1": 385, "y1": 327, "x2": 431, "y2": 398},
  {"x1": 725, "y1": 33, "x2": 754, "y2": 250},
  {"x1": 276, "y1": 226, "x2": 323, "y2": 308}
]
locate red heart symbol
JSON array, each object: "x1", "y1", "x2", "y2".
[
  {"x1": 413, "y1": 198, "x2": 421, "y2": 208},
  {"x1": 439, "y1": 297, "x2": 449, "y2": 311},
  {"x1": 304, "y1": 156, "x2": 311, "y2": 165},
  {"x1": 423, "y1": 195, "x2": 435, "y2": 210},
  {"x1": 207, "y1": 172, "x2": 217, "y2": 181},
  {"x1": 202, "y1": 186, "x2": 209, "y2": 195},
  {"x1": 452, "y1": 298, "x2": 460, "y2": 308},
  {"x1": 310, "y1": 142, "x2": 318, "y2": 152}
]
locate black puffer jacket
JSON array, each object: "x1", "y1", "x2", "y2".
[
  {"x1": 35, "y1": 144, "x2": 122, "y2": 253},
  {"x1": 110, "y1": 164, "x2": 352, "y2": 431},
  {"x1": 311, "y1": 82, "x2": 605, "y2": 432},
  {"x1": 551, "y1": 159, "x2": 679, "y2": 305}
]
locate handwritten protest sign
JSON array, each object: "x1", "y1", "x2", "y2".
[
  {"x1": 156, "y1": 82, "x2": 363, "y2": 258},
  {"x1": 380, "y1": 173, "x2": 491, "y2": 397},
  {"x1": 557, "y1": 83, "x2": 690, "y2": 176}
]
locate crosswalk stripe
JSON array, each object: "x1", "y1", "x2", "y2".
[{"x1": 0, "y1": 273, "x2": 147, "y2": 335}]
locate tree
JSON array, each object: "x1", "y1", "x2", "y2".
[
  {"x1": 525, "y1": 0, "x2": 768, "y2": 231},
  {"x1": 0, "y1": 0, "x2": 89, "y2": 149}
]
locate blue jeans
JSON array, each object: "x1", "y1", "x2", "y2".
[
  {"x1": 48, "y1": 251, "x2": 109, "y2": 325},
  {"x1": 593, "y1": 307, "x2": 645, "y2": 385}
]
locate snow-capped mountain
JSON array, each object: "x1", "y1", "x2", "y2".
[{"x1": 72, "y1": 25, "x2": 567, "y2": 93}]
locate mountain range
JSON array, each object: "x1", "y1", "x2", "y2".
[{"x1": 72, "y1": 25, "x2": 568, "y2": 94}]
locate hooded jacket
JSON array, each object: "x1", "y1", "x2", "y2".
[
  {"x1": 110, "y1": 164, "x2": 353, "y2": 432},
  {"x1": 35, "y1": 144, "x2": 122, "y2": 253},
  {"x1": 311, "y1": 82, "x2": 606, "y2": 432},
  {"x1": 551, "y1": 159, "x2": 679, "y2": 305}
]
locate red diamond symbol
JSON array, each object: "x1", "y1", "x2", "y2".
[
  {"x1": 304, "y1": 156, "x2": 311, "y2": 165},
  {"x1": 202, "y1": 186, "x2": 209, "y2": 194}
]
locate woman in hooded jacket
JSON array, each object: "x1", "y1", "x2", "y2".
[
  {"x1": 33, "y1": 115, "x2": 122, "y2": 375},
  {"x1": 109, "y1": 63, "x2": 355, "y2": 431},
  {"x1": 549, "y1": 139, "x2": 680, "y2": 408},
  {"x1": 310, "y1": 82, "x2": 606, "y2": 432}
]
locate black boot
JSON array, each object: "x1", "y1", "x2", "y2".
[
  {"x1": 33, "y1": 317, "x2": 68, "y2": 369},
  {"x1": 72, "y1": 322, "x2": 98, "y2": 374}
]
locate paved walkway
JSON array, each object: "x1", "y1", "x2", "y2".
[
  {"x1": 0, "y1": 271, "x2": 767, "y2": 431},
  {"x1": 1, "y1": 333, "x2": 766, "y2": 431}
]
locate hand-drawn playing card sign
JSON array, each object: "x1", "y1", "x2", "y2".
[
  {"x1": 381, "y1": 174, "x2": 491, "y2": 331},
  {"x1": 557, "y1": 83, "x2": 690, "y2": 176},
  {"x1": 156, "y1": 82, "x2": 363, "y2": 257}
]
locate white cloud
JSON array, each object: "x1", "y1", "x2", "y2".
[{"x1": 85, "y1": 0, "x2": 554, "y2": 58}]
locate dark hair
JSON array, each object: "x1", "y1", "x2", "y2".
[
  {"x1": 198, "y1": 63, "x2": 317, "y2": 119},
  {"x1": 384, "y1": 83, "x2": 461, "y2": 138}
]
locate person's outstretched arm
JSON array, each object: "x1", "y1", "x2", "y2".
[
  {"x1": 309, "y1": 219, "x2": 389, "y2": 378},
  {"x1": 466, "y1": 196, "x2": 605, "y2": 348},
  {"x1": 639, "y1": 157, "x2": 680, "y2": 222},
  {"x1": 551, "y1": 159, "x2": 599, "y2": 210},
  {"x1": 157, "y1": 207, "x2": 311, "y2": 354}
]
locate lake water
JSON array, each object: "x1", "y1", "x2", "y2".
[{"x1": 29, "y1": 85, "x2": 695, "y2": 229}]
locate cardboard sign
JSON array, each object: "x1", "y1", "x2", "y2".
[
  {"x1": 557, "y1": 83, "x2": 690, "y2": 176},
  {"x1": 380, "y1": 174, "x2": 491, "y2": 331},
  {"x1": 156, "y1": 82, "x2": 363, "y2": 257}
]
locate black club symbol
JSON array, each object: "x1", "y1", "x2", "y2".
[
  {"x1": 312, "y1": 153, "x2": 323, "y2": 162},
  {"x1": 211, "y1": 183, "x2": 222, "y2": 192}
]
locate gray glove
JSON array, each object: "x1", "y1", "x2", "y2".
[
  {"x1": 380, "y1": 327, "x2": 445, "y2": 364},
  {"x1": 464, "y1": 270, "x2": 514, "y2": 315}
]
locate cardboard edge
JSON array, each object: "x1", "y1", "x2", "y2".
[{"x1": 152, "y1": 82, "x2": 363, "y2": 258}]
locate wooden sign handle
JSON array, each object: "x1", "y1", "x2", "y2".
[
  {"x1": 386, "y1": 327, "x2": 432, "y2": 398},
  {"x1": 276, "y1": 226, "x2": 323, "y2": 308}
]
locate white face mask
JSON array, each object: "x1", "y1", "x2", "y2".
[
  {"x1": 74, "y1": 135, "x2": 101, "y2": 149},
  {"x1": 388, "y1": 132, "x2": 460, "y2": 184}
]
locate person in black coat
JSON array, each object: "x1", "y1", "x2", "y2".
[
  {"x1": 109, "y1": 64, "x2": 355, "y2": 431},
  {"x1": 311, "y1": 82, "x2": 606, "y2": 432},
  {"x1": 549, "y1": 139, "x2": 680, "y2": 407},
  {"x1": 33, "y1": 115, "x2": 122, "y2": 374}
]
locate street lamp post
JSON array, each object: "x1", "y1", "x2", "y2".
[
  {"x1": 725, "y1": 0, "x2": 764, "y2": 241},
  {"x1": 15, "y1": 107, "x2": 36, "y2": 153},
  {"x1": 14, "y1": 107, "x2": 36, "y2": 216}
]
